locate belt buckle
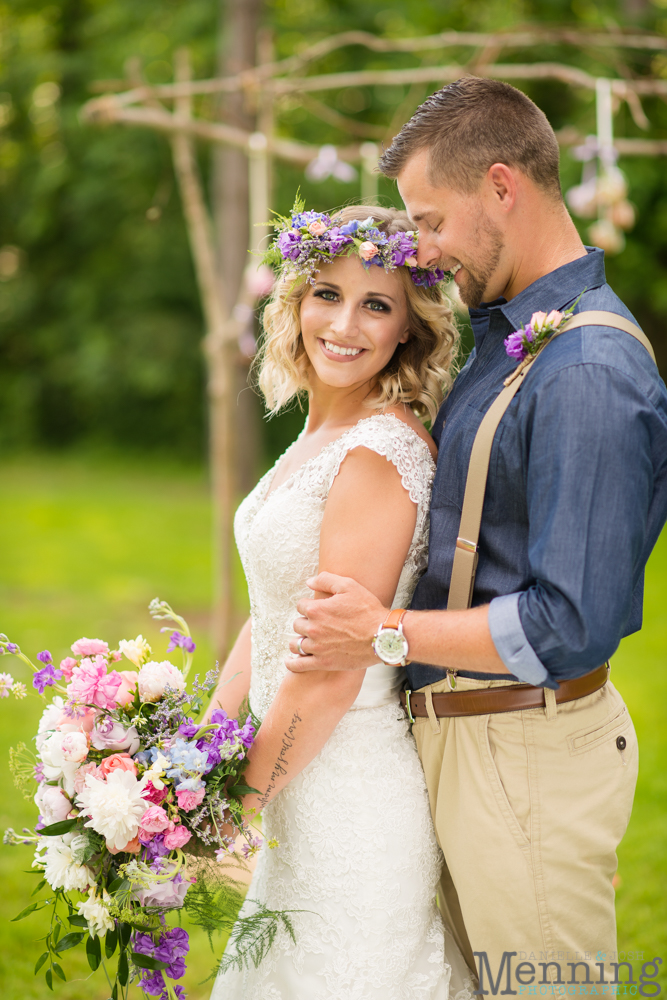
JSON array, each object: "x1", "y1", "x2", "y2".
[{"x1": 404, "y1": 689, "x2": 416, "y2": 724}]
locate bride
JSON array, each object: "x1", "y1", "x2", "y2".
[{"x1": 208, "y1": 203, "x2": 472, "y2": 999}]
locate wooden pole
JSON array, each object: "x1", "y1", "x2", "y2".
[{"x1": 168, "y1": 48, "x2": 235, "y2": 659}]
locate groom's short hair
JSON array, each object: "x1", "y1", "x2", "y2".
[{"x1": 379, "y1": 77, "x2": 562, "y2": 199}]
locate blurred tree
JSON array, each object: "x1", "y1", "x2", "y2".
[{"x1": 0, "y1": 0, "x2": 666, "y2": 464}]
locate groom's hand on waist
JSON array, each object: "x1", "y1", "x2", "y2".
[{"x1": 286, "y1": 572, "x2": 387, "y2": 673}]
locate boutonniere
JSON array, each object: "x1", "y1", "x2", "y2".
[{"x1": 504, "y1": 293, "x2": 584, "y2": 363}]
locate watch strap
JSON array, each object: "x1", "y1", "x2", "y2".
[{"x1": 382, "y1": 608, "x2": 407, "y2": 631}]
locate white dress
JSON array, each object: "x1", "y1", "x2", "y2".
[{"x1": 211, "y1": 413, "x2": 474, "y2": 1000}]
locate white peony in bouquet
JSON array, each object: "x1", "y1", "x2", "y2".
[{"x1": 0, "y1": 599, "x2": 281, "y2": 1000}]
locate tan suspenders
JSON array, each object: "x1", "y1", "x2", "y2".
[{"x1": 446, "y1": 310, "x2": 657, "y2": 612}]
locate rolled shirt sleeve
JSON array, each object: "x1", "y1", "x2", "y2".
[{"x1": 488, "y1": 593, "x2": 556, "y2": 687}]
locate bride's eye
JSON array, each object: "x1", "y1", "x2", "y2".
[
  {"x1": 313, "y1": 289, "x2": 338, "y2": 302},
  {"x1": 366, "y1": 299, "x2": 389, "y2": 312}
]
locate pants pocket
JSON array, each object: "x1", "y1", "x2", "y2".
[
  {"x1": 483, "y1": 713, "x2": 532, "y2": 847},
  {"x1": 566, "y1": 704, "x2": 632, "y2": 756}
]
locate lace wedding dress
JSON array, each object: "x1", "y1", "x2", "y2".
[{"x1": 211, "y1": 413, "x2": 474, "y2": 1000}]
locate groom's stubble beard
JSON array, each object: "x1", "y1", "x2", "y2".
[{"x1": 455, "y1": 206, "x2": 505, "y2": 309}]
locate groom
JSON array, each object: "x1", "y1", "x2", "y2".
[{"x1": 285, "y1": 79, "x2": 667, "y2": 989}]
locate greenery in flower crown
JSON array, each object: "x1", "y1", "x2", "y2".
[{"x1": 262, "y1": 195, "x2": 446, "y2": 288}]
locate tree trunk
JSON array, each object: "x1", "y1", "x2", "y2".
[{"x1": 211, "y1": 0, "x2": 264, "y2": 654}]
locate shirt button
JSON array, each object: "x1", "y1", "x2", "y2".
[{"x1": 616, "y1": 735, "x2": 627, "y2": 751}]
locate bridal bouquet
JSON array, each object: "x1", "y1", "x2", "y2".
[{"x1": 1, "y1": 599, "x2": 268, "y2": 999}]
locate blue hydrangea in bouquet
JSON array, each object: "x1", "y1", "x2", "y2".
[{"x1": 0, "y1": 599, "x2": 283, "y2": 999}]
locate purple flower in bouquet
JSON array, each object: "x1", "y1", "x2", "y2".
[
  {"x1": 166, "y1": 631, "x2": 195, "y2": 654},
  {"x1": 177, "y1": 716, "x2": 201, "y2": 738},
  {"x1": 5, "y1": 642, "x2": 19, "y2": 654},
  {"x1": 140, "y1": 831, "x2": 170, "y2": 859},
  {"x1": 504, "y1": 326, "x2": 534, "y2": 361},
  {"x1": 33, "y1": 664, "x2": 63, "y2": 694},
  {"x1": 37, "y1": 650, "x2": 52, "y2": 664},
  {"x1": 238, "y1": 715, "x2": 256, "y2": 749},
  {"x1": 90, "y1": 714, "x2": 140, "y2": 753},
  {"x1": 134, "y1": 927, "x2": 189, "y2": 994}
]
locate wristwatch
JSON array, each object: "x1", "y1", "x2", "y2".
[{"x1": 373, "y1": 609, "x2": 410, "y2": 667}]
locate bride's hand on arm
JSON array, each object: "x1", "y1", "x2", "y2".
[
  {"x1": 242, "y1": 446, "x2": 418, "y2": 813},
  {"x1": 202, "y1": 617, "x2": 252, "y2": 724}
]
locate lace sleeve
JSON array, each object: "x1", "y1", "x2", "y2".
[{"x1": 323, "y1": 413, "x2": 436, "y2": 507}]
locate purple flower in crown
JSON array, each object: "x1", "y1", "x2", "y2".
[
  {"x1": 277, "y1": 229, "x2": 302, "y2": 261},
  {"x1": 292, "y1": 210, "x2": 329, "y2": 229},
  {"x1": 390, "y1": 232, "x2": 418, "y2": 266},
  {"x1": 167, "y1": 631, "x2": 195, "y2": 654},
  {"x1": 410, "y1": 267, "x2": 445, "y2": 288},
  {"x1": 326, "y1": 226, "x2": 354, "y2": 254}
]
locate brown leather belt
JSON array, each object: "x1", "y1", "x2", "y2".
[{"x1": 400, "y1": 664, "x2": 608, "y2": 720}]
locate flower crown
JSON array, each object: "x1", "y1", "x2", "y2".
[{"x1": 262, "y1": 197, "x2": 445, "y2": 288}]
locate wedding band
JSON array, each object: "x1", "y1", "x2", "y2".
[{"x1": 296, "y1": 636, "x2": 307, "y2": 657}]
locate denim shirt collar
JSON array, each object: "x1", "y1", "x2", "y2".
[{"x1": 467, "y1": 247, "x2": 607, "y2": 353}]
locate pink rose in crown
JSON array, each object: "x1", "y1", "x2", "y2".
[
  {"x1": 358, "y1": 241, "x2": 379, "y2": 261},
  {"x1": 67, "y1": 656, "x2": 122, "y2": 711},
  {"x1": 139, "y1": 805, "x2": 171, "y2": 834},
  {"x1": 404, "y1": 256, "x2": 418, "y2": 267},
  {"x1": 163, "y1": 824, "x2": 192, "y2": 850},
  {"x1": 71, "y1": 638, "x2": 109, "y2": 658},
  {"x1": 308, "y1": 220, "x2": 328, "y2": 236},
  {"x1": 59, "y1": 657, "x2": 78, "y2": 682},
  {"x1": 98, "y1": 753, "x2": 137, "y2": 778},
  {"x1": 115, "y1": 670, "x2": 139, "y2": 708},
  {"x1": 176, "y1": 787, "x2": 206, "y2": 812}
]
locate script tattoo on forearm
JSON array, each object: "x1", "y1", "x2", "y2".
[{"x1": 256, "y1": 710, "x2": 303, "y2": 810}]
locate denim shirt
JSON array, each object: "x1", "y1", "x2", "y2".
[{"x1": 407, "y1": 248, "x2": 667, "y2": 690}]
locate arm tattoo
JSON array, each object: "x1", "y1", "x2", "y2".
[{"x1": 256, "y1": 710, "x2": 302, "y2": 810}]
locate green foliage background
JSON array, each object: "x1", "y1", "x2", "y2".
[{"x1": 1, "y1": 0, "x2": 667, "y2": 461}]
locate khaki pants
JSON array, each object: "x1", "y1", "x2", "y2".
[{"x1": 412, "y1": 673, "x2": 638, "y2": 992}]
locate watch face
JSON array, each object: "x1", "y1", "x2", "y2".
[{"x1": 374, "y1": 628, "x2": 408, "y2": 666}]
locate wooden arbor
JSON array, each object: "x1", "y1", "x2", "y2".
[{"x1": 82, "y1": 27, "x2": 667, "y2": 656}]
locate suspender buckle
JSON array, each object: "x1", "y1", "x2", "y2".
[
  {"x1": 404, "y1": 689, "x2": 416, "y2": 724},
  {"x1": 456, "y1": 537, "x2": 477, "y2": 553}
]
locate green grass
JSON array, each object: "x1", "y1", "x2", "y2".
[{"x1": 0, "y1": 454, "x2": 664, "y2": 997}]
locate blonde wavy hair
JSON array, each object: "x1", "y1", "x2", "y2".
[{"x1": 256, "y1": 205, "x2": 460, "y2": 423}]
